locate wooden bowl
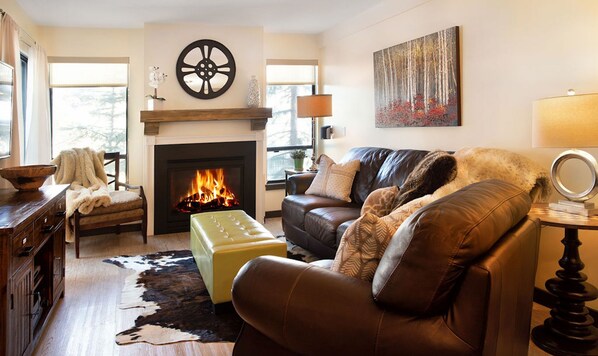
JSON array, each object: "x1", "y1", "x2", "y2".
[{"x1": 0, "y1": 164, "x2": 57, "y2": 191}]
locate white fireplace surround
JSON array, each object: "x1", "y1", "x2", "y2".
[{"x1": 143, "y1": 132, "x2": 265, "y2": 236}]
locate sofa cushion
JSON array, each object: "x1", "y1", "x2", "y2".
[
  {"x1": 304, "y1": 207, "x2": 361, "y2": 250},
  {"x1": 361, "y1": 186, "x2": 399, "y2": 217},
  {"x1": 370, "y1": 149, "x2": 430, "y2": 192},
  {"x1": 341, "y1": 147, "x2": 394, "y2": 205},
  {"x1": 393, "y1": 150, "x2": 457, "y2": 208},
  {"x1": 331, "y1": 195, "x2": 434, "y2": 281},
  {"x1": 372, "y1": 179, "x2": 531, "y2": 315},
  {"x1": 305, "y1": 154, "x2": 360, "y2": 202},
  {"x1": 282, "y1": 194, "x2": 351, "y2": 229}
]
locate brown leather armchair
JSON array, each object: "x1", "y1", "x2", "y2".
[{"x1": 233, "y1": 180, "x2": 540, "y2": 355}]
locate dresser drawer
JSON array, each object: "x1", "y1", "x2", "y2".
[
  {"x1": 11, "y1": 224, "x2": 34, "y2": 274},
  {"x1": 34, "y1": 207, "x2": 55, "y2": 247},
  {"x1": 53, "y1": 198, "x2": 66, "y2": 227}
]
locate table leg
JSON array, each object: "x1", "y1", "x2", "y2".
[{"x1": 532, "y1": 228, "x2": 598, "y2": 355}]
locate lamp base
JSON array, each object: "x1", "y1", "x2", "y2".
[
  {"x1": 551, "y1": 149, "x2": 598, "y2": 202},
  {"x1": 549, "y1": 202, "x2": 598, "y2": 217}
]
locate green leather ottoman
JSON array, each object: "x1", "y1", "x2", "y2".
[{"x1": 190, "y1": 210, "x2": 287, "y2": 305}]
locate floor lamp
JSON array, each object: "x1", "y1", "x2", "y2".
[
  {"x1": 532, "y1": 92, "x2": 598, "y2": 215},
  {"x1": 297, "y1": 94, "x2": 332, "y2": 171}
]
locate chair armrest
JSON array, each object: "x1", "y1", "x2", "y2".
[
  {"x1": 287, "y1": 172, "x2": 316, "y2": 195},
  {"x1": 122, "y1": 182, "x2": 141, "y2": 190}
]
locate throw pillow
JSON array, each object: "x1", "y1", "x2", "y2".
[
  {"x1": 361, "y1": 186, "x2": 400, "y2": 217},
  {"x1": 394, "y1": 150, "x2": 457, "y2": 209},
  {"x1": 305, "y1": 154, "x2": 360, "y2": 202},
  {"x1": 331, "y1": 195, "x2": 435, "y2": 281},
  {"x1": 330, "y1": 213, "x2": 394, "y2": 281}
]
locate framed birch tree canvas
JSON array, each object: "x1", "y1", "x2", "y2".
[{"x1": 373, "y1": 26, "x2": 460, "y2": 127}]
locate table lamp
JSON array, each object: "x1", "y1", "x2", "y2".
[
  {"x1": 532, "y1": 92, "x2": 598, "y2": 215},
  {"x1": 297, "y1": 94, "x2": 332, "y2": 171}
]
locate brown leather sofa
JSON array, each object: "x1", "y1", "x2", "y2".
[
  {"x1": 283, "y1": 147, "x2": 431, "y2": 258},
  {"x1": 233, "y1": 180, "x2": 540, "y2": 355}
]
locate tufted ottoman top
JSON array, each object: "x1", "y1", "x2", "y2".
[{"x1": 190, "y1": 210, "x2": 278, "y2": 250}]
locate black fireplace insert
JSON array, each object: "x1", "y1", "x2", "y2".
[{"x1": 154, "y1": 141, "x2": 256, "y2": 234}]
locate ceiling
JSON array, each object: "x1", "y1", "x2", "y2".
[{"x1": 17, "y1": 0, "x2": 382, "y2": 34}]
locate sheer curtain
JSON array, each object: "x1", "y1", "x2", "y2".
[
  {"x1": 0, "y1": 13, "x2": 23, "y2": 188},
  {"x1": 24, "y1": 43, "x2": 51, "y2": 165}
]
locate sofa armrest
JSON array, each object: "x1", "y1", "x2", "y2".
[
  {"x1": 232, "y1": 256, "x2": 476, "y2": 355},
  {"x1": 232, "y1": 256, "x2": 380, "y2": 354},
  {"x1": 287, "y1": 172, "x2": 316, "y2": 195}
]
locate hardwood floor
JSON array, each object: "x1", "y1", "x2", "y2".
[{"x1": 33, "y1": 218, "x2": 548, "y2": 355}]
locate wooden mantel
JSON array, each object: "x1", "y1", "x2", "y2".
[{"x1": 140, "y1": 107, "x2": 272, "y2": 135}]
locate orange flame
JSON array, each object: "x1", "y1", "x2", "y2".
[{"x1": 177, "y1": 169, "x2": 239, "y2": 211}]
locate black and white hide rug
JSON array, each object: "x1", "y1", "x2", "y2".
[
  {"x1": 104, "y1": 250, "x2": 242, "y2": 345},
  {"x1": 104, "y1": 240, "x2": 318, "y2": 345}
]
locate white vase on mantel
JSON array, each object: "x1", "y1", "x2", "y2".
[
  {"x1": 147, "y1": 98, "x2": 165, "y2": 111},
  {"x1": 247, "y1": 75, "x2": 261, "y2": 108}
]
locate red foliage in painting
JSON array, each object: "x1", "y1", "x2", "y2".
[{"x1": 375, "y1": 93, "x2": 459, "y2": 127}]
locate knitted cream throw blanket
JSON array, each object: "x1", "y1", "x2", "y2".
[{"x1": 52, "y1": 148, "x2": 112, "y2": 242}]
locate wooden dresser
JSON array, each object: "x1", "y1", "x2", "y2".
[{"x1": 0, "y1": 185, "x2": 68, "y2": 356}]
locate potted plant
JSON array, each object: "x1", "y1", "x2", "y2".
[{"x1": 290, "y1": 150, "x2": 306, "y2": 171}]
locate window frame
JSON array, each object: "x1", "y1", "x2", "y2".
[
  {"x1": 48, "y1": 58, "x2": 130, "y2": 181},
  {"x1": 265, "y1": 60, "x2": 318, "y2": 185}
]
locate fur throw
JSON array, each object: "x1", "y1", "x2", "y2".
[
  {"x1": 52, "y1": 147, "x2": 108, "y2": 187},
  {"x1": 394, "y1": 150, "x2": 457, "y2": 208},
  {"x1": 51, "y1": 148, "x2": 112, "y2": 243},
  {"x1": 432, "y1": 147, "x2": 551, "y2": 202}
]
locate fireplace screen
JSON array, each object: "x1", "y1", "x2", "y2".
[{"x1": 173, "y1": 168, "x2": 240, "y2": 214}]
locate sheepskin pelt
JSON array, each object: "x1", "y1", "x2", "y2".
[
  {"x1": 52, "y1": 147, "x2": 108, "y2": 187},
  {"x1": 433, "y1": 147, "x2": 551, "y2": 202},
  {"x1": 52, "y1": 148, "x2": 112, "y2": 242}
]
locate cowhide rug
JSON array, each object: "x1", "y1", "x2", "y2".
[
  {"x1": 104, "y1": 250, "x2": 242, "y2": 345},
  {"x1": 104, "y1": 239, "x2": 319, "y2": 345}
]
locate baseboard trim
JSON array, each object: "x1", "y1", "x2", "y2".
[
  {"x1": 265, "y1": 211, "x2": 282, "y2": 218},
  {"x1": 534, "y1": 287, "x2": 598, "y2": 326}
]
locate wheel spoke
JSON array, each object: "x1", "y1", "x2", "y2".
[
  {"x1": 207, "y1": 45, "x2": 213, "y2": 60},
  {"x1": 216, "y1": 69, "x2": 232, "y2": 76},
  {"x1": 181, "y1": 62, "x2": 196, "y2": 69},
  {"x1": 207, "y1": 80, "x2": 214, "y2": 94}
]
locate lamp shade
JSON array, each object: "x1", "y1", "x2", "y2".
[
  {"x1": 532, "y1": 93, "x2": 598, "y2": 148},
  {"x1": 297, "y1": 94, "x2": 332, "y2": 118}
]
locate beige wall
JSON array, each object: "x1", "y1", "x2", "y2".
[
  {"x1": 1, "y1": 0, "x2": 39, "y2": 41},
  {"x1": 319, "y1": 0, "x2": 598, "y2": 306},
  {"x1": 39, "y1": 27, "x2": 145, "y2": 185},
  {"x1": 26, "y1": 23, "x2": 321, "y2": 217},
  {"x1": 263, "y1": 32, "x2": 321, "y2": 212}
]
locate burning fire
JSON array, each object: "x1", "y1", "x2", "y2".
[{"x1": 175, "y1": 168, "x2": 239, "y2": 213}]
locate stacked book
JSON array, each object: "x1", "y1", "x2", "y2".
[{"x1": 549, "y1": 200, "x2": 598, "y2": 217}]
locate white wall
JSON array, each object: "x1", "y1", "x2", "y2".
[{"x1": 319, "y1": 0, "x2": 598, "y2": 306}]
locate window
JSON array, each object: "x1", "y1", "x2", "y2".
[
  {"x1": 49, "y1": 59, "x2": 128, "y2": 181},
  {"x1": 266, "y1": 61, "x2": 318, "y2": 182},
  {"x1": 20, "y1": 53, "x2": 28, "y2": 149}
]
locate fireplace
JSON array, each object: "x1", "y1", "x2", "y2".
[{"x1": 154, "y1": 141, "x2": 256, "y2": 234}]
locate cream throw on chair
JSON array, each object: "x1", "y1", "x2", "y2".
[{"x1": 52, "y1": 148, "x2": 112, "y2": 242}]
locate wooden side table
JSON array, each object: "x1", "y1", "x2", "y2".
[{"x1": 529, "y1": 204, "x2": 598, "y2": 355}]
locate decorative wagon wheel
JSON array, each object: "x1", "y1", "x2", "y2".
[{"x1": 176, "y1": 39, "x2": 236, "y2": 99}]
